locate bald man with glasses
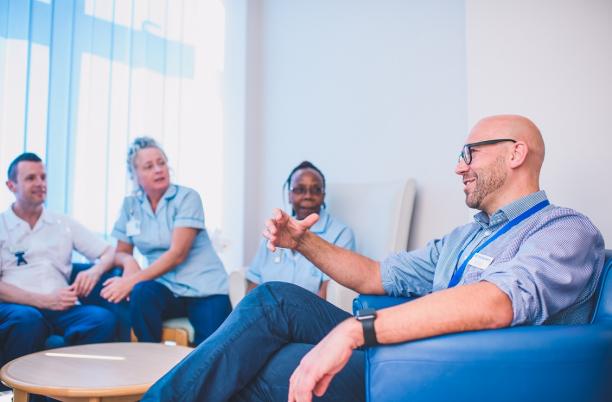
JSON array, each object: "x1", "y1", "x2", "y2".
[{"x1": 143, "y1": 115, "x2": 605, "y2": 402}]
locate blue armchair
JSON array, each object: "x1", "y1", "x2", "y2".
[{"x1": 353, "y1": 250, "x2": 612, "y2": 402}]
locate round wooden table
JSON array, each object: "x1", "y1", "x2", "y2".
[{"x1": 0, "y1": 342, "x2": 192, "y2": 402}]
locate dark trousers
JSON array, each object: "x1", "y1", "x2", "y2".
[
  {"x1": 0, "y1": 302, "x2": 117, "y2": 392},
  {"x1": 141, "y1": 282, "x2": 365, "y2": 402},
  {"x1": 70, "y1": 265, "x2": 131, "y2": 342},
  {"x1": 130, "y1": 280, "x2": 232, "y2": 346}
]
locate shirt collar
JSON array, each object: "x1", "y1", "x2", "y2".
[
  {"x1": 473, "y1": 190, "x2": 548, "y2": 228},
  {"x1": 309, "y1": 208, "x2": 331, "y2": 234},
  {"x1": 4, "y1": 205, "x2": 53, "y2": 229},
  {"x1": 136, "y1": 184, "x2": 178, "y2": 204}
]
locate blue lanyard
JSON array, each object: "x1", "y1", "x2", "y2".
[{"x1": 447, "y1": 200, "x2": 550, "y2": 288}]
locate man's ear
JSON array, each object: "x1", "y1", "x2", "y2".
[
  {"x1": 509, "y1": 141, "x2": 528, "y2": 168},
  {"x1": 6, "y1": 180, "x2": 16, "y2": 193}
]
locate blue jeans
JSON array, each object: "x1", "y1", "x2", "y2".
[
  {"x1": 142, "y1": 282, "x2": 365, "y2": 402},
  {"x1": 130, "y1": 280, "x2": 232, "y2": 345}
]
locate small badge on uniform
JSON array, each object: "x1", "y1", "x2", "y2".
[
  {"x1": 126, "y1": 218, "x2": 141, "y2": 236},
  {"x1": 15, "y1": 251, "x2": 28, "y2": 266}
]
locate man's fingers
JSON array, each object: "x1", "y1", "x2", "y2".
[
  {"x1": 264, "y1": 219, "x2": 278, "y2": 235},
  {"x1": 266, "y1": 240, "x2": 277, "y2": 252},
  {"x1": 313, "y1": 373, "x2": 334, "y2": 397},
  {"x1": 83, "y1": 282, "x2": 94, "y2": 297},
  {"x1": 301, "y1": 213, "x2": 319, "y2": 229},
  {"x1": 272, "y1": 208, "x2": 284, "y2": 220},
  {"x1": 288, "y1": 364, "x2": 318, "y2": 402}
]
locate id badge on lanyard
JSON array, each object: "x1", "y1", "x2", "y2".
[{"x1": 448, "y1": 199, "x2": 550, "y2": 288}]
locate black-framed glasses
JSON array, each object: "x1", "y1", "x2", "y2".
[
  {"x1": 459, "y1": 138, "x2": 516, "y2": 165},
  {"x1": 290, "y1": 186, "x2": 324, "y2": 196}
]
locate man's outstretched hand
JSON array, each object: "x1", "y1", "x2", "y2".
[{"x1": 263, "y1": 209, "x2": 319, "y2": 252}]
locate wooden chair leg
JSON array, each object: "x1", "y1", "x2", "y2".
[
  {"x1": 161, "y1": 327, "x2": 189, "y2": 347},
  {"x1": 131, "y1": 325, "x2": 190, "y2": 346}
]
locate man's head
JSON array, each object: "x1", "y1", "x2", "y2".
[
  {"x1": 6, "y1": 152, "x2": 47, "y2": 208},
  {"x1": 455, "y1": 115, "x2": 545, "y2": 215}
]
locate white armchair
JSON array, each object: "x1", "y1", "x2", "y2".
[{"x1": 324, "y1": 179, "x2": 417, "y2": 312}]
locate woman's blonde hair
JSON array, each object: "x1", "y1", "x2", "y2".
[{"x1": 126, "y1": 136, "x2": 169, "y2": 191}]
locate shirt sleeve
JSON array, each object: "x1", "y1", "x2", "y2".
[
  {"x1": 67, "y1": 218, "x2": 110, "y2": 261},
  {"x1": 174, "y1": 189, "x2": 206, "y2": 230},
  {"x1": 480, "y1": 212, "x2": 604, "y2": 326},
  {"x1": 380, "y1": 237, "x2": 443, "y2": 297},
  {"x1": 111, "y1": 197, "x2": 132, "y2": 244},
  {"x1": 245, "y1": 239, "x2": 268, "y2": 285}
]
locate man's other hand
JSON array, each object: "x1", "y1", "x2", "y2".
[
  {"x1": 73, "y1": 266, "x2": 102, "y2": 297},
  {"x1": 288, "y1": 318, "x2": 362, "y2": 402},
  {"x1": 43, "y1": 285, "x2": 78, "y2": 310}
]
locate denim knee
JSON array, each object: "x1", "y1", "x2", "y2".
[
  {"x1": 130, "y1": 281, "x2": 159, "y2": 307},
  {"x1": 77, "y1": 307, "x2": 117, "y2": 343},
  {"x1": 257, "y1": 281, "x2": 314, "y2": 303},
  {"x1": 6, "y1": 305, "x2": 47, "y2": 335}
]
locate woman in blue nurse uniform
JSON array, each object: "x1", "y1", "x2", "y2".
[
  {"x1": 246, "y1": 161, "x2": 355, "y2": 298},
  {"x1": 101, "y1": 137, "x2": 231, "y2": 345}
]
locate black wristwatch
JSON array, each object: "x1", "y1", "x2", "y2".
[{"x1": 355, "y1": 308, "x2": 378, "y2": 346}]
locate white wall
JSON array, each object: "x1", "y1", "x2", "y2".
[
  {"x1": 241, "y1": 0, "x2": 469, "y2": 262},
  {"x1": 227, "y1": 0, "x2": 611, "y2": 266},
  {"x1": 466, "y1": 0, "x2": 612, "y2": 243}
]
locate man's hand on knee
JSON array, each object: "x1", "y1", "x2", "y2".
[{"x1": 288, "y1": 318, "x2": 362, "y2": 402}]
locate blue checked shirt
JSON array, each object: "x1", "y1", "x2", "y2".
[{"x1": 380, "y1": 191, "x2": 605, "y2": 325}]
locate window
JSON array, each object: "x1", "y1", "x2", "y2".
[{"x1": 0, "y1": 0, "x2": 225, "y2": 238}]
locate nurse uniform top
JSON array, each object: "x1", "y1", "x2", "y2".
[
  {"x1": 246, "y1": 208, "x2": 355, "y2": 294},
  {"x1": 112, "y1": 184, "x2": 228, "y2": 297},
  {"x1": 0, "y1": 207, "x2": 108, "y2": 294}
]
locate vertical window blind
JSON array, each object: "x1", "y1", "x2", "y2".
[{"x1": 0, "y1": 0, "x2": 225, "y2": 238}]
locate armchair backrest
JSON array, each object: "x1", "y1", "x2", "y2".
[
  {"x1": 324, "y1": 179, "x2": 416, "y2": 311},
  {"x1": 591, "y1": 250, "x2": 612, "y2": 323}
]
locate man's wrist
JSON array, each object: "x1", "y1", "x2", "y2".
[
  {"x1": 340, "y1": 317, "x2": 365, "y2": 349},
  {"x1": 89, "y1": 264, "x2": 104, "y2": 276},
  {"x1": 294, "y1": 230, "x2": 314, "y2": 254},
  {"x1": 34, "y1": 293, "x2": 50, "y2": 309}
]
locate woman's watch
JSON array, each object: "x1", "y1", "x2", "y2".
[{"x1": 355, "y1": 308, "x2": 379, "y2": 346}]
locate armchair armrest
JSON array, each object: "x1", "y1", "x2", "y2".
[
  {"x1": 366, "y1": 323, "x2": 612, "y2": 402},
  {"x1": 353, "y1": 294, "x2": 416, "y2": 314}
]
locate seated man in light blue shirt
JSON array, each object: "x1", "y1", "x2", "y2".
[
  {"x1": 246, "y1": 161, "x2": 355, "y2": 298},
  {"x1": 143, "y1": 115, "x2": 605, "y2": 402}
]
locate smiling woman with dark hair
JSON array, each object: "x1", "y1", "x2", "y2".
[{"x1": 245, "y1": 161, "x2": 355, "y2": 298}]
